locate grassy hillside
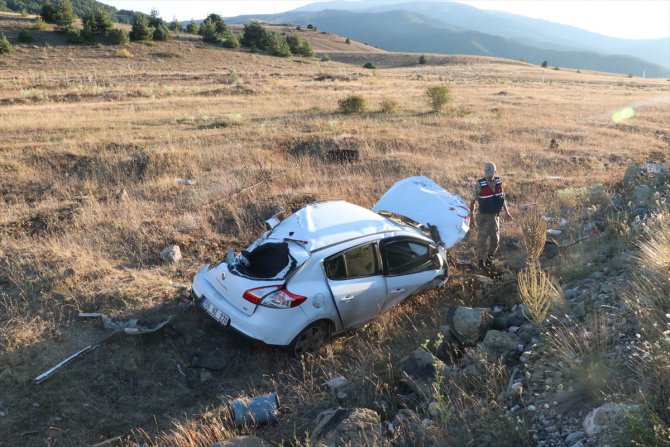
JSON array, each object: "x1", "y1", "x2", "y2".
[
  {"x1": 0, "y1": 0, "x2": 133, "y2": 23},
  {"x1": 0, "y1": 12, "x2": 669, "y2": 447},
  {"x1": 229, "y1": 9, "x2": 670, "y2": 78}
]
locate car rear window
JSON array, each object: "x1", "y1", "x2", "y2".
[
  {"x1": 325, "y1": 243, "x2": 381, "y2": 280},
  {"x1": 235, "y1": 242, "x2": 295, "y2": 279}
]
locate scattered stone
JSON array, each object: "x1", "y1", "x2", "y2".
[
  {"x1": 427, "y1": 401, "x2": 443, "y2": 417},
  {"x1": 623, "y1": 164, "x2": 643, "y2": 184},
  {"x1": 565, "y1": 431, "x2": 583, "y2": 443},
  {"x1": 583, "y1": 402, "x2": 641, "y2": 436},
  {"x1": 397, "y1": 347, "x2": 439, "y2": 400},
  {"x1": 541, "y1": 239, "x2": 560, "y2": 259},
  {"x1": 324, "y1": 376, "x2": 348, "y2": 392},
  {"x1": 445, "y1": 306, "x2": 493, "y2": 346},
  {"x1": 63, "y1": 267, "x2": 76, "y2": 277},
  {"x1": 482, "y1": 330, "x2": 522, "y2": 361},
  {"x1": 0, "y1": 411, "x2": 6, "y2": 417},
  {"x1": 160, "y1": 245, "x2": 182, "y2": 263},
  {"x1": 310, "y1": 407, "x2": 383, "y2": 447},
  {"x1": 212, "y1": 436, "x2": 269, "y2": 447},
  {"x1": 528, "y1": 405, "x2": 537, "y2": 412},
  {"x1": 336, "y1": 392, "x2": 348, "y2": 401}
]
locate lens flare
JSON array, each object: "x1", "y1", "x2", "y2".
[{"x1": 612, "y1": 107, "x2": 636, "y2": 123}]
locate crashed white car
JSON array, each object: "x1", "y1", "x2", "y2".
[{"x1": 192, "y1": 176, "x2": 470, "y2": 356}]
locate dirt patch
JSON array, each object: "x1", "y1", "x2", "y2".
[{"x1": 0, "y1": 202, "x2": 80, "y2": 237}]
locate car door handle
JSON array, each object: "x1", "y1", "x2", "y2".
[
  {"x1": 341, "y1": 295, "x2": 356, "y2": 301},
  {"x1": 390, "y1": 288, "x2": 406, "y2": 294}
]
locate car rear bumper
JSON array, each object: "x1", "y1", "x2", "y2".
[{"x1": 192, "y1": 266, "x2": 310, "y2": 346}]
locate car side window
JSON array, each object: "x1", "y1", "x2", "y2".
[
  {"x1": 325, "y1": 243, "x2": 381, "y2": 280},
  {"x1": 381, "y1": 239, "x2": 438, "y2": 276}
]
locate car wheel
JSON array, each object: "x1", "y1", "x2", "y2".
[{"x1": 290, "y1": 321, "x2": 330, "y2": 357}]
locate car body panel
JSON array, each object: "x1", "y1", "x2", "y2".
[
  {"x1": 372, "y1": 176, "x2": 470, "y2": 248},
  {"x1": 327, "y1": 274, "x2": 387, "y2": 329},
  {"x1": 382, "y1": 269, "x2": 440, "y2": 313}
]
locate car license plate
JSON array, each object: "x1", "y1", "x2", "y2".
[{"x1": 201, "y1": 298, "x2": 230, "y2": 326}]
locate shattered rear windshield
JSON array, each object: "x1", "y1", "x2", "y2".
[{"x1": 233, "y1": 241, "x2": 297, "y2": 279}]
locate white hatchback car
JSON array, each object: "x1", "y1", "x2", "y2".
[{"x1": 192, "y1": 177, "x2": 470, "y2": 356}]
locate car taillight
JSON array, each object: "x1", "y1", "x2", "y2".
[{"x1": 242, "y1": 285, "x2": 306, "y2": 309}]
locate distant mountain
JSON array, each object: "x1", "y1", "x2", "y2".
[
  {"x1": 228, "y1": 1, "x2": 670, "y2": 77},
  {"x1": 0, "y1": 0, "x2": 134, "y2": 23}
]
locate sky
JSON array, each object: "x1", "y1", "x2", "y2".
[{"x1": 101, "y1": 0, "x2": 670, "y2": 40}]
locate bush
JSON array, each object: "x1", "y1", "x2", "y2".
[
  {"x1": 153, "y1": 23, "x2": 172, "y2": 41},
  {"x1": 65, "y1": 28, "x2": 85, "y2": 44},
  {"x1": 33, "y1": 18, "x2": 49, "y2": 31},
  {"x1": 338, "y1": 95, "x2": 366, "y2": 114},
  {"x1": 40, "y1": 0, "x2": 57, "y2": 23},
  {"x1": 419, "y1": 54, "x2": 429, "y2": 64},
  {"x1": 168, "y1": 18, "x2": 182, "y2": 32},
  {"x1": 55, "y1": 0, "x2": 76, "y2": 31},
  {"x1": 320, "y1": 53, "x2": 331, "y2": 62},
  {"x1": 363, "y1": 62, "x2": 376, "y2": 69},
  {"x1": 541, "y1": 60, "x2": 548, "y2": 68},
  {"x1": 116, "y1": 48, "x2": 134, "y2": 58},
  {"x1": 221, "y1": 32, "x2": 240, "y2": 49},
  {"x1": 345, "y1": 37, "x2": 350, "y2": 44},
  {"x1": 241, "y1": 21, "x2": 270, "y2": 49},
  {"x1": 17, "y1": 30, "x2": 34, "y2": 43},
  {"x1": 105, "y1": 28, "x2": 129, "y2": 45},
  {"x1": 380, "y1": 98, "x2": 398, "y2": 114},
  {"x1": 185, "y1": 19, "x2": 199, "y2": 34},
  {"x1": 82, "y1": 9, "x2": 113, "y2": 36},
  {"x1": 267, "y1": 33, "x2": 291, "y2": 57},
  {"x1": 286, "y1": 33, "x2": 313, "y2": 57},
  {"x1": 425, "y1": 85, "x2": 453, "y2": 112},
  {"x1": 130, "y1": 13, "x2": 152, "y2": 42},
  {"x1": 0, "y1": 33, "x2": 13, "y2": 55}
]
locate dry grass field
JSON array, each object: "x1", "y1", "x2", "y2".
[{"x1": 0, "y1": 12, "x2": 669, "y2": 446}]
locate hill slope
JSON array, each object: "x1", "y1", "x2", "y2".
[
  {"x1": 228, "y1": 9, "x2": 670, "y2": 77},
  {"x1": 0, "y1": 0, "x2": 134, "y2": 23}
]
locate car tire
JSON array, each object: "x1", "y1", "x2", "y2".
[{"x1": 289, "y1": 321, "x2": 330, "y2": 357}]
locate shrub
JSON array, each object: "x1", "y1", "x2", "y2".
[
  {"x1": 82, "y1": 9, "x2": 114, "y2": 36},
  {"x1": 186, "y1": 19, "x2": 199, "y2": 34},
  {"x1": 419, "y1": 54, "x2": 429, "y2": 64},
  {"x1": 338, "y1": 95, "x2": 366, "y2": 114},
  {"x1": 380, "y1": 98, "x2": 398, "y2": 114},
  {"x1": 40, "y1": 0, "x2": 57, "y2": 23},
  {"x1": 241, "y1": 21, "x2": 270, "y2": 49},
  {"x1": 286, "y1": 33, "x2": 312, "y2": 57},
  {"x1": 168, "y1": 18, "x2": 182, "y2": 32},
  {"x1": 17, "y1": 30, "x2": 34, "y2": 43},
  {"x1": 320, "y1": 53, "x2": 331, "y2": 62},
  {"x1": 267, "y1": 33, "x2": 292, "y2": 57},
  {"x1": 306, "y1": 24, "x2": 315, "y2": 30},
  {"x1": 153, "y1": 23, "x2": 172, "y2": 41},
  {"x1": 105, "y1": 28, "x2": 129, "y2": 45},
  {"x1": 345, "y1": 37, "x2": 350, "y2": 44},
  {"x1": 0, "y1": 33, "x2": 13, "y2": 55},
  {"x1": 425, "y1": 85, "x2": 452, "y2": 112},
  {"x1": 55, "y1": 0, "x2": 76, "y2": 31},
  {"x1": 130, "y1": 13, "x2": 152, "y2": 41},
  {"x1": 33, "y1": 18, "x2": 49, "y2": 30},
  {"x1": 221, "y1": 32, "x2": 240, "y2": 49},
  {"x1": 363, "y1": 62, "x2": 376, "y2": 69},
  {"x1": 116, "y1": 48, "x2": 134, "y2": 58},
  {"x1": 521, "y1": 209, "x2": 547, "y2": 265},
  {"x1": 517, "y1": 266, "x2": 562, "y2": 325},
  {"x1": 541, "y1": 60, "x2": 548, "y2": 68},
  {"x1": 65, "y1": 28, "x2": 85, "y2": 44},
  {"x1": 148, "y1": 8, "x2": 163, "y2": 29}
]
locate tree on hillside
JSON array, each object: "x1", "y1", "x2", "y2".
[
  {"x1": 55, "y1": 0, "x2": 76, "y2": 31},
  {"x1": 82, "y1": 8, "x2": 113, "y2": 36},
  {"x1": 153, "y1": 22, "x2": 171, "y2": 41},
  {"x1": 541, "y1": 60, "x2": 548, "y2": 68},
  {"x1": 168, "y1": 17, "x2": 182, "y2": 32},
  {"x1": 129, "y1": 13, "x2": 152, "y2": 41},
  {"x1": 201, "y1": 13, "x2": 227, "y2": 34},
  {"x1": 185, "y1": 19, "x2": 199, "y2": 34},
  {"x1": 267, "y1": 33, "x2": 291, "y2": 57},
  {"x1": 241, "y1": 21, "x2": 270, "y2": 50},
  {"x1": 148, "y1": 8, "x2": 162, "y2": 28},
  {"x1": 40, "y1": 0, "x2": 57, "y2": 23},
  {"x1": 0, "y1": 32, "x2": 13, "y2": 55},
  {"x1": 286, "y1": 32, "x2": 313, "y2": 57}
]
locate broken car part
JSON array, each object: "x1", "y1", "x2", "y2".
[{"x1": 230, "y1": 393, "x2": 280, "y2": 426}]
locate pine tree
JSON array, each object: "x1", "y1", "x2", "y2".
[
  {"x1": 186, "y1": 19, "x2": 199, "y2": 34},
  {"x1": 0, "y1": 33, "x2": 13, "y2": 55},
  {"x1": 55, "y1": 0, "x2": 76, "y2": 31},
  {"x1": 129, "y1": 13, "x2": 152, "y2": 41}
]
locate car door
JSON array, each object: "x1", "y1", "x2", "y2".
[
  {"x1": 379, "y1": 238, "x2": 442, "y2": 314},
  {"x1": 324, "y1": 242, "x2": 387, "y2": 329}
]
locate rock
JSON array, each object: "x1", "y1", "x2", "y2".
[
  {"x1": 390, "y1": 409, "x2": 438, "y2": 446},
  {"x1": 623, "y1": 164, "x2": 643, "y2": 184},
  {"x1": 564, "y1": 288, "x2": 579, "y2": 299},
  {"x1": 632, "y1": 184, "x2": 653, "y2": 208},
  {"x1": 336, "y1": 392, "x2": 348, "y2": 401},
  {"x1": 491, "y1": 316, "x2": 509, "y2": 331},
  {"x1": 482, "y1": 330, "x2": 522, "y2": 362},
  {"x1": 397, "y1": 348, "x2": 440, "y2": 400},
  {"x1": 516, "y1": 323, "x2": 540, "y2": 344},
  {"x1": 63, "y1": 267, "x2": 76, "y2": 277},
  {"x1": 541, "y1": 239, "x2": 560, "y2": 259},
  {"x1": 212, "y1": 436, "x2": 269, "y2": 447},
  {"x1": 310, "y1": 407, "x2": 383, "y2": 447},
  {"x1": 200, "y1": 370, "x2": 213, "y2": 383},
  {"x1": 428, "y1": 401, "x2": 444, "y2": 417},
  {"x1": 324, "y1": 376, "x2": 348, "y2": 392},
  {"x1": 565, "y1": 431, "x2": 583, "y2": 443},
  {"x1": 528, "y1": 405, "x2": 537, "y2": 412},
  {"x1": 160, "y1": 245, "x2": 182, "y2": 263},
  {"x1": 583, "y1": 402, "x2": 641, "y2": 436},
  {"x1": 570, "y1": 442, "x2": 584, "y2": 447},
  {"x1": 630, "y1": 207, "x2": 647, "y2": 219},
  {"x1": 446, "y1": 306, "x2": 493, "y2": 346}
]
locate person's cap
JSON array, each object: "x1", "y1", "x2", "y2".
[{"x1": 484, "y1": 162, "x2": 496, "y2": 177}]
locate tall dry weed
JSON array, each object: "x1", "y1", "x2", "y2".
[
  {"x1": 521, "y1": 209, "x2": 547, "y2": 265},
  {"x1": 517, "y1": 266, "x2": 563, "y2": 325}
]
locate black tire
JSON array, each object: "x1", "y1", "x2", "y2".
[{"x1": 289, "y1": 321, "x2": 330, "y2": 358}]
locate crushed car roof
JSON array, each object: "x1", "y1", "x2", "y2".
[{"x1": 268, "y1": 200, "x2": 402, "y2": 252}]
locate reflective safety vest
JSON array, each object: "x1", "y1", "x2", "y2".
[{"x1": 478, "y1": 176, "x2": 505, "y2": 214}]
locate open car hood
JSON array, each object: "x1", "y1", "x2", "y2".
[{"x1": 372, "y1": 176, "x2": 470, "y2": 248}]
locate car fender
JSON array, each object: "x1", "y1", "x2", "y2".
[{"x1": 285, "y1": 273, "x2": 344, "y2": 334}]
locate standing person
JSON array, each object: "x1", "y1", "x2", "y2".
[{"x1": 469, "y1": 162, "x2": 512, "y2": 269}]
